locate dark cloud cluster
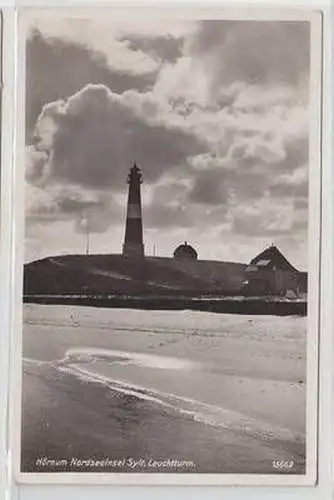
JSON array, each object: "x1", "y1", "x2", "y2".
[
  {"x1": 189, "y1": 20, "x2": 310, "y2": 91},
  {"x1": 26, "y1": 30, "x2": 156, "y2": 140},
  {"x1": 144, "y1": 179, "x2": 232, "y2": 232},
  {"x1": 187, "y1": 127, "x2": 308, "y2": 207},
  {"x1": 121, "y1": 34, "x2": 184, "y2": 64},
  {"x1": 30, "y1": 84, "x2": 206, "y2": 190}
]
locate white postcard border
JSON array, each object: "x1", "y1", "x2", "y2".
[{"x1": 10, "y1": 5, "x2": 324, "y2": 487}]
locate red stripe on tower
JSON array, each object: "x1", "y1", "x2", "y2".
[{"x1": 122, "y1": 162, "x2": 145, "y2": 259}]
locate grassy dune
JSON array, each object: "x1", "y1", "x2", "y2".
[{"x1": 24, "y1": 254, "x2": 247, "y2": 296}]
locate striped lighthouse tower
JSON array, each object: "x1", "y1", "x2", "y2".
[{"x1": 122, "y1": 162, "x2": 145, "y2": 259}]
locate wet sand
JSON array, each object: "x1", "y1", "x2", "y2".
[
  {"x1": 22, "y1": 362, "x2": 305, "y2": 474},
  {"x1": 21, "y1": 304, "x2": 307, "y2": 475}
]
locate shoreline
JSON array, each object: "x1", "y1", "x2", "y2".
[
  {"x1": 21, "y1": 360, "x2": 306, "y2": 475},
  {"x1": 23, "y1": 294, "x2": 307, "y2": 316},
  {"x1": 21, "y1": 304, "x2": 307, "y2": 476}
]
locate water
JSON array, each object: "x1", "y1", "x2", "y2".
[{"x1": 21, "y1": 304, "x2": 307, "y2": 474}]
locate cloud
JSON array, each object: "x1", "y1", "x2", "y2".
[
  {"x1": 28, "y1": 16, "x2": 195, "y2": 50},
  {"x1": 143, "y1": 179, "x2": 193, "y2": 229},
  {"x1": 120, "y1": 34, "x2": 184, "y2": 64},
  {"x1": 189, "y1": 20, "x2": 310, "y2": 87},
  {"x1": 29, "y1": 84, "x2": 206, "y2": 190},
  {"x1": 186, "y1": 120, "x2": 308, "y2": 206},
  {"x1": 143, "y1": 175, "x2": 232, "y2": 231},
  {"x1": 28, "y1": 25, "x2": 159, "y2": 76},
  {"x1": 153, "y1": 20, "x2": 309, "y2": 111},
  {"x1": 144, "y1": 204, "x2": 193, "y2": 229},
  {"x1": 231, "y1": 198, "x2": 296, "y2": 237},
  {"x1": 26, "y1": 30, "x2": 157, "y2": 139},
  {"x1": 269, "y1": 166, "x2": 308, "y2": 198},
  {"x1": 27, "y1": 72, "x2": 309, "y2": 246},
  {"x1": 188, "y1": 168, "x2": 229, "y2": 205},
  {"x1": 294, "y1": 197, "x2": 308, "y2": 209},
  {"x1": 272, "y1": 136, "x2": 309, "y2": 173},
  {"x1": 25, "y1": 181, "x2": 123, "y2": 234}
]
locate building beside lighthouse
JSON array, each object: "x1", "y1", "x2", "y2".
[
  {"x1": 243, "y1": 244, "x2": 307, "y2": 297},
  {"x1": 173, "y1": 241, "x2": 198, "y2": 260},
  {"x1": 122, "y1": 163, "x2": 144, "y2": 259}
]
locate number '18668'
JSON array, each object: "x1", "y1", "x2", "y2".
[{"x1": 272, "y1": 460, "x2": 294, "y2": 471}]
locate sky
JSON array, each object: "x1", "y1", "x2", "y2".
[{"x1": 25, "y1": 13, "x2": 311, "y2": 269}]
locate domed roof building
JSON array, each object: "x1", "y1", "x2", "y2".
[{"x1": 173, "y1": 241, "x2": 198, "y2": 260}]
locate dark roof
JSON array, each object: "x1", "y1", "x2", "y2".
[
  {"x1": 249, "y1": 245, "x2": 299, "y2": 272},
  {"x1": 173, "y1": 241, "x2": 198, "y2": 259}
]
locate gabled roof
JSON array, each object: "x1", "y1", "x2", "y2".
[{"x1": 249, "y1": 245, "x2": 299, "y2": 272}]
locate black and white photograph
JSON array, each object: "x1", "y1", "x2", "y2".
[{"x1": 16, "y1": 8, "x2": 322, "y2": 485}]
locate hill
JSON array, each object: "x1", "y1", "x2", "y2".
[{"x1": 23, "y1": 254, "x2": 247, "y2": 297}]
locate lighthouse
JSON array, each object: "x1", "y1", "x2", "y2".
[{"x1": 122, "y1": 162, "x2": 145, "y2": 259}]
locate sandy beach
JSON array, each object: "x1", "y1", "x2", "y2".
[{"x1": 21, "y1": 304, "x2": 306, "y2": 474}]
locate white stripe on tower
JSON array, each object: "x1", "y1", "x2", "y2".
[{"x1": 127, "y1": 204, "x2": 141, "y2": 219}]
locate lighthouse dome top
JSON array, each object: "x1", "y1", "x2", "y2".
[{"x1": 173, "y1": 241, "x2": 198, "y2": 260}]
